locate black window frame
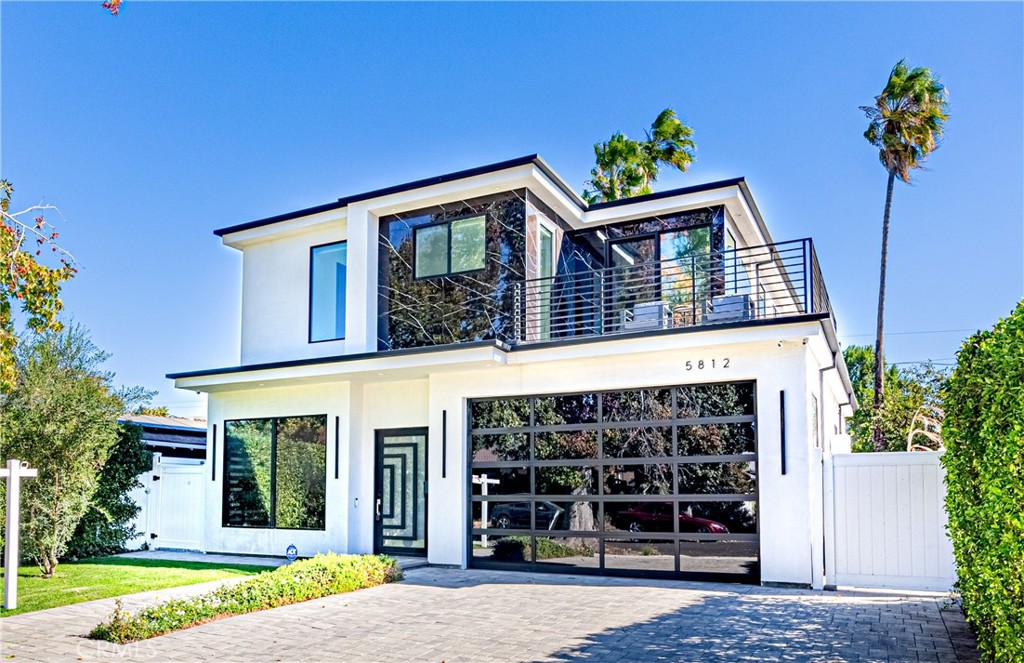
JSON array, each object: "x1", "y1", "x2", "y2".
[
  {"x1": 412, "y1": 213, "x2": 488, "y2": 280},
  {"x1": 308, "y1": 241, "x2": 348, "y2": 344},
  {"x1": 222, "y1": 414, "x2": 328, "y2": 531}
]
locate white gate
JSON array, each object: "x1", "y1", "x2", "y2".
[
  {"x1": 129, "y1": 454, "x2": 206, "y2": 552},
  {"x1": 824, "y1": 452, "x2": 955, "y2": 591}
]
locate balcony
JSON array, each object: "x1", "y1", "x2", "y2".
[{"x1": 512, "y1": 238, "x2": 832, "y2": 345}]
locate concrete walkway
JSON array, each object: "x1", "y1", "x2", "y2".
[{"x1": 0, "y1": 567, "x2": 978, "y2": 663}]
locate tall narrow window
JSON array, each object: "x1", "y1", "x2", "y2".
[
  {"x1": 310, "y1": 242, "x2": 347, "y2": 342},
  {"x1": 539, "y1": 225, "x2": 554, "y2": 339}
]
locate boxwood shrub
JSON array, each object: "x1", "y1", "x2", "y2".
[
  {"x1": 91, "y1": 553, "x2": 401, "y2": 644},
  {"x1": 943, "y1": 300, "x2": 1023, "y2": 663}
]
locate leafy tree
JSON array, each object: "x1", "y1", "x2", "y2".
[
  {"x1": 942, "y1": 301, "x2": 1023, "y2": 662},
  {"x1": 860, "y1": 60, "x2": 949, "y2": 450},
  {"x1": 583, "y1": 108, "x2": 696, "y2": 204},
  {"x1": 842, "y1": 344, "x2": 947, "y2": 452},
  {"x1": 0, "y1": 181, "x2": 76, "y2": 394},
  {"x1": 0, "y1": 324, "x2": 138, "y2": 576},
  {"x1": 66, "y1": 423, "x2": 152, "y2": 560},
  {"x1": 133, "y1": 405, "x2": 169, "y2": 416}
]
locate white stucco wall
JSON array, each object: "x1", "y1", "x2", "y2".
[
  {"x1": 239, "y1": 220, "x2": 349, "y2": 364},
  {"x1": 204, "y1": 381, "x2": 351, "y2": 557},
  {"x1": 202, "y1": 323, "x2": 832, "y2": 586},
  {"x1": 424, "y1": 332, "x2": 821, "y2": 585}
]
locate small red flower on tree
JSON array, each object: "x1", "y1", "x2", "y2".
[{"x1": 102, "y1": 0, "x2": 123, "y2": 16}]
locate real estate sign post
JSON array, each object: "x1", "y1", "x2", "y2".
[{"x1": 2, "y1": 459, "x2": 38, "y2": 610}]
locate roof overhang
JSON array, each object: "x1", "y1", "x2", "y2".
[
  {"x1": 169, "y1": 316, "x2": 855, "y2": 403},
  {"x1": 169, "y1": 341, "x2": 511, "y2": 393},
  {"x1": 214, "y1": 155, "x2": 759, "y2": 248}
]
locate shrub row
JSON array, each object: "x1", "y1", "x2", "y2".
[
  {"x1": 90, "y1": 553, "x2": 402, "y2": 644},
  {"x1": 491, "y1": 535, "x2": 593, "y2": 561},
  {"x1": 943, "y1": 300, "x2": 1024, "y2": 663}
]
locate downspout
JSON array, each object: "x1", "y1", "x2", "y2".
[{"x1": 818, "y1": 350, "x2": 850, "y2": 591}]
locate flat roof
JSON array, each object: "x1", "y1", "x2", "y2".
[{"x1": 213, "y1": 155, "x2": 753, "y2": 238}]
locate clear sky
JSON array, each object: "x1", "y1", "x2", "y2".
[{"x1": 2, "y1": 2, "x2": 1021, "y2": 417}]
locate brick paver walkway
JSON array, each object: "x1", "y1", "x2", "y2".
[{"x1": 1, "y1": 567, "x2": 978, "y2": 662}]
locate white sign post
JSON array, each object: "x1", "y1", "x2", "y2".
[
  {"x1": 2, "y1": 459, "x2": 38, "y2": 610},
  {"x1": 472, "y1": 473, "x2": 500, "y2": 548}
]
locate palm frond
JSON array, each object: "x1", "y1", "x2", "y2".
[{"x1": 862, "y1": 60, "x2": 949, "y2": 183}]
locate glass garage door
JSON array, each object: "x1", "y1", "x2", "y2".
[{"x1": 468, "y1": 381, "x2": 758, "y2": 583}]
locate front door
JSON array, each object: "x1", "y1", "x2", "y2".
[{"x1": 374, "y1": 428, "x2": 428, "y2": 556}]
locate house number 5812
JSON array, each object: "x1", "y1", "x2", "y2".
[{"x1": 685, "y1": 358, "x2": 730, "y2": 370}]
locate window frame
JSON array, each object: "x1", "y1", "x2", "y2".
[
  {"x1": 222, "y1": 414, "x2": 328, "y2": 531},
  {"x1": 308, "y1": 241, "x2": 348, "y2": 344},
  {"x1": 412, "y1": 214, "x2": 488, "y2": 280}
]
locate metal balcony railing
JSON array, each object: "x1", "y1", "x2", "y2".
[{"x1": 512, "y1": 238, "x2": 833, "y2": 345}]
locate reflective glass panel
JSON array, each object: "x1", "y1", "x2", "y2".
[
  {"x1": 310, "y1": 242, "x2": 347, "y2": 342},
  {"x1": 223, "y1": 419, "x2": 273, "y2": 528},
  {"x1": 414, "y1": 223, "x2": 449, "y2": 278},
  {"x1": 273, "y1": 416, "x2": 327, "y2": 529},
  {"x1": 677, "y1": 423, "x2": 756, "y2": 456},
  {"x1": 450, "y1": 215, "x2": 486, "y2": 273},
  {"x1": 535, "y1": 430, "x2": 598, "y2": 461},
  {"x1": 472, "y1": 433, "x2": 529, "y2": 463},
  {"x1": 470, "y1": 398, "x2": 530, "y2": 429},
  {"x1": 602, "y1": 426, "x2": 672, "y2": 460}
]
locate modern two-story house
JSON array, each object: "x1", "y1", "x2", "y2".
[{"x1": 169, "y1": 155, "x2": 855, "y2": 587}]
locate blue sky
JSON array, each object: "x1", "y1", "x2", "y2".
[{"x1": 2, "y1": 2, "x2": 1022, "y2": 416}]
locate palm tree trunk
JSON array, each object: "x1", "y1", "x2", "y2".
[{"x1": 872, "y1": 171, "x2": 896, "y2": 451}]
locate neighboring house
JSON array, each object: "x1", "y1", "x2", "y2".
[
  {"x1": 168, "y1": 155, "x2": 856, "y2": 587},
  {"x1": 120, "y1": 414, "x2": 207, "y2": 460},
  {"x1": 119, "y1": 415, "x2": 207, "y2": 551}
]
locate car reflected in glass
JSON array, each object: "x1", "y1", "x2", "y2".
[
  {"x1": 611, "y1": 502, "x2": 728, "y2": 534},
  {"x1": 488, "y1": 501, "x2": 564, "y2": 530}
]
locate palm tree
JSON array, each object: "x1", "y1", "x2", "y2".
[
  {"x1": 583, "y1": 108, "x2": 696, "y2": 203},
  {"x1": 861, "y1": 59, "x2": 949, "y2": 450},
  {"x1": 583, "y1": 133, "x2": 650, "y2": 204},
  {"x1": 641, "y1": 108, "x2": 696, "y2": 191}
]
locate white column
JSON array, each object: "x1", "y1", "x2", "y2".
[{"x1": 344, "y1": 203, "x2": 378, "y2": 354}]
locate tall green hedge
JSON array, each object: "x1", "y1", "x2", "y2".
[{"x1": 943, "y1": 300, "x2": 1023, "y2": 663}]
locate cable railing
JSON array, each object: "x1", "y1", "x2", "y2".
[{"x1": 512, "y1": 238, "x2": 832, "y2": 345}]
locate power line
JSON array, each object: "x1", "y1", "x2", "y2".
[{"x1": 839, "y1": 328, "x2": 975, "y2": 339}]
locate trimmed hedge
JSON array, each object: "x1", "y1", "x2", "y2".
[
  {"x1": 90, "y1": 553, "x2": 401, "y2": 644},
  {"x1": 943, "y1": 300, "x2": 1024, "y2": 663},
  {"x1": 491, "y1": 535, "x2": 593, "y2": 561}
]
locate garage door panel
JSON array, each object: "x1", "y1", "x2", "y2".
[{"x1": 469, "y1": 380, "x2": 759, "y2": 583}]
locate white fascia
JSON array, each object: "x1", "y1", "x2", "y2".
[
  {"x1": 220, "y1": 207, "x2": 348, "y2": 250},
  {"x1": 172, "y1": 344, "x2": 509, "y2": 393},
  {"x1": 508, "y1": 319, "x2": 823, "y2": 367}
]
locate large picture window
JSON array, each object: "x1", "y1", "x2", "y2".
[
  {"x1": 469, "y1": 381, "x2": 758, "y2": 582},
  {"x1": 223, "y1": 415, "x2": 327, "y2": 529},
  {"x1": 310, "y1": 242, "x2": 347, "y2": 342},
  {"x1": 413, "y1": 215, "x2": 486, "y2": 279}
]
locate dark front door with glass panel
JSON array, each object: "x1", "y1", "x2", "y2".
[{"x1": 374, "y1": 429, "x2": 428, "y2": 556}]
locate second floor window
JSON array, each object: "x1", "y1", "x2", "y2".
[
  {"x1": 310, "y1": 242, "x2": 347, "y2": 342},
  {"x1": 414, "y1": 215, "x2": 486, "y2": 279}
]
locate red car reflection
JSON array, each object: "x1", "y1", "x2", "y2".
[{"x1": 612, "y1": 503, "x2": 729, "y2": 534}]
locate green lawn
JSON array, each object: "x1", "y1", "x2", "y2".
[{"x1": 0, "y1": 556, "x2": 270, "y2": 616}]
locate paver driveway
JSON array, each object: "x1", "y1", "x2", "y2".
[{"x1": 1, "y1": 567, "x2": 978, "y2": 663}]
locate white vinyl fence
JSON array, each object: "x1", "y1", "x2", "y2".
[
  {"x1": 128, "y1": 454, "x2": 206, "y2": 552},
  {"x1": 824, "y1": 452, "x2": 956, "y2": 591}
]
